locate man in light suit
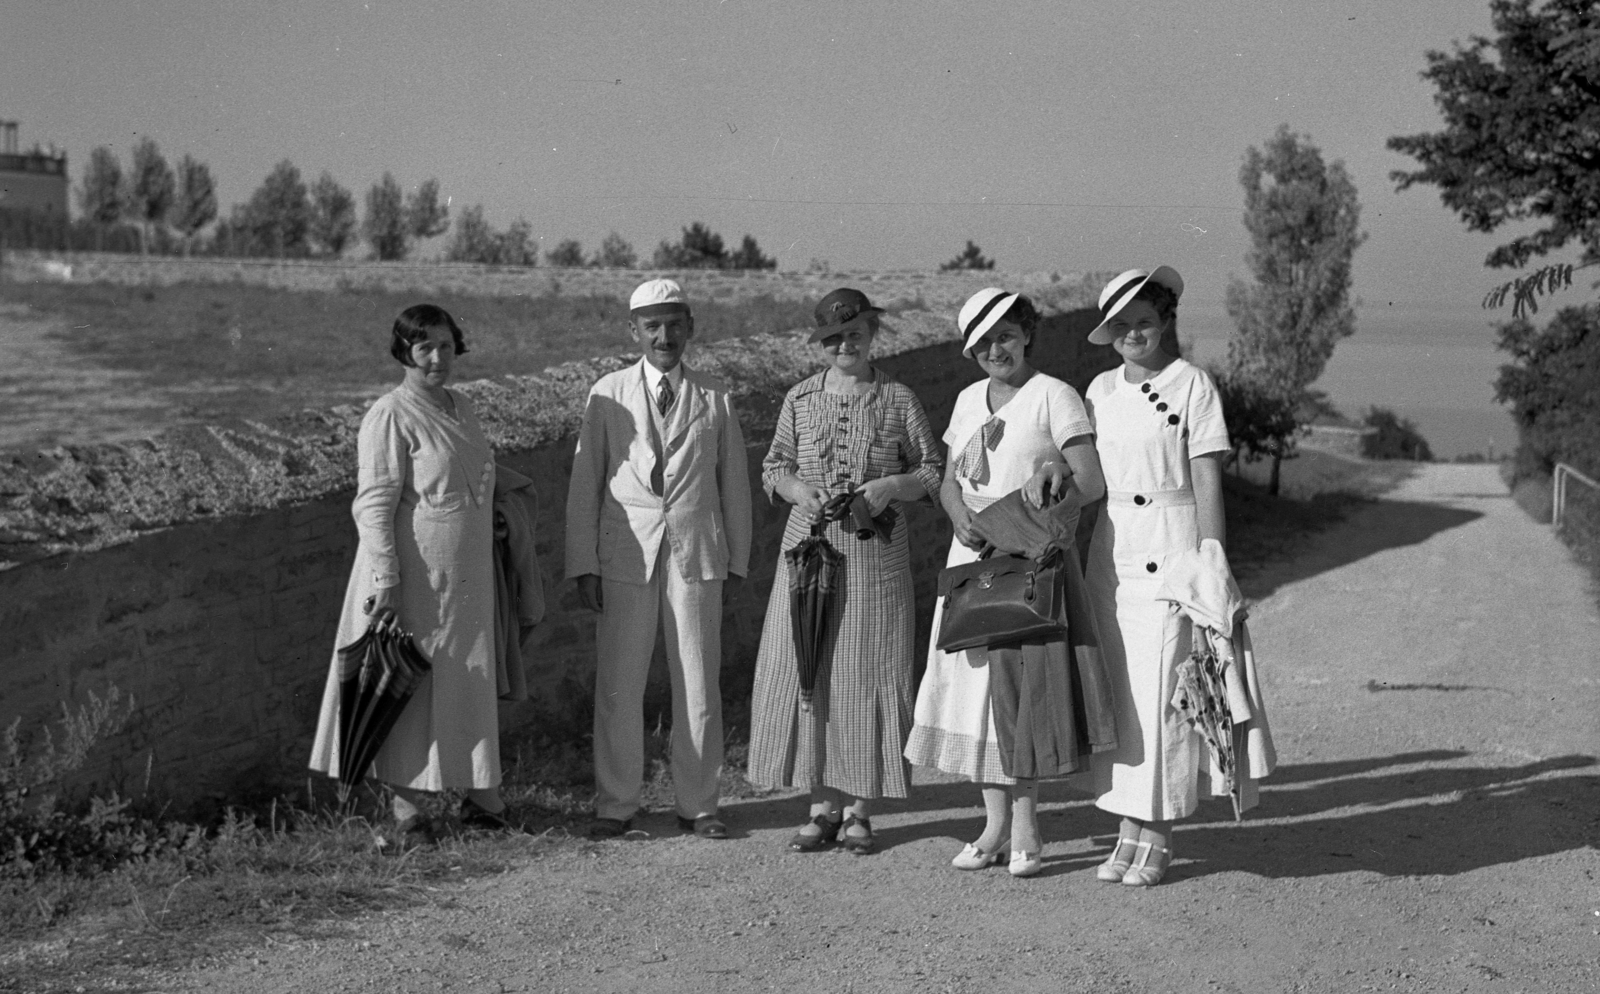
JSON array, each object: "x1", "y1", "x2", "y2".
[{"x1": 565, "y1": 278, "x2": 752, "y2": 839}]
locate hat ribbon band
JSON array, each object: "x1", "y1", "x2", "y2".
[
  {"x1": 962, "y1": 293, "x2": 1013, "y2": 338},
  {"x1": 1099, "y1": 276, "x2": 1143, "y2": 318}
]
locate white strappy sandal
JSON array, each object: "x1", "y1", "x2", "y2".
[
  {"x1": 1096, "y1": 836, "x2": 1140, "y2": 882},
  {"x1": 1121, "y1": 840, "x2": 1172, "y2": 887}
]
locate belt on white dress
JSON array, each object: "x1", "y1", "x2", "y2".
[{"x1": 1106, "y1": 488, "x2": 1195, "y2": 509}]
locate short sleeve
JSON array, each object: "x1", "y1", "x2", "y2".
[
  {"x1": 1185, "y1": 367, "x2": 1231, "y2": 458},
  {"x1": 1082, "y1": 370, "x2": 1112, "y2": 431},
  {"x1": 943, "y1": 382, "x2": 984, "y2": 449},
  {"x1": 1042, "y1": 378, "x2": 1094, "y2": 449}
]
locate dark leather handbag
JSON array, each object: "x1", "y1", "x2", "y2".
[{"x1": 935, "y1": 551, "x2": 1064, "y2": 653}]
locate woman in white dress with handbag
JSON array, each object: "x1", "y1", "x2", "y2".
[{"x1": 904, "y1": 288, "x2": 1105, "y2": 877}]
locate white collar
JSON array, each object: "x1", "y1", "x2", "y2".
[{"x1": 640, "y1": 360, "x2": 683, "y2": 394}]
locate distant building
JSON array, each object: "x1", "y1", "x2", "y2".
[{"x1": 0, "y1": 121, "x2": 69, "y2": 216}]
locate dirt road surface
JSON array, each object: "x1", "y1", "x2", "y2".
[{"x1": 157, "y1": 463, "x2": 1598, "y2": 993}]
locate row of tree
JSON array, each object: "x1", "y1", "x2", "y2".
[{"x1": 68, "y1": 142, "x2": 790, "y2": 269}]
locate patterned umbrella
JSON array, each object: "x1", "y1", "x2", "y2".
[
  {"x1": 1170, "y1": 628, "x2": 1243, "y2": 820},
  {"x1": 335, "y1": 623, "x2": 433, "y2": 804}
]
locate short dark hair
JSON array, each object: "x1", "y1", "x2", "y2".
[
  {"x1": 390, "y1": 304, "x2": 468, "y2": 366},
  {"x1": 1132, "y1": 281, "x2": 1179, "y2": 322},
  {"x1": 1011, "y1": 295, "x2": 1041, "y2": 356}
]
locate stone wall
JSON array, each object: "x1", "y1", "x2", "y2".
[{"x1": 0, "y1": 293, "x2": 1113, "y2": 814}]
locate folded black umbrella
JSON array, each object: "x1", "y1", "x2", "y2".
[
  {"x1": 335, "y1": 624, "x2": 432, "y2": 803},
  {"x1": 785, "y1": 523, "x2": 844, "y2": 713}
]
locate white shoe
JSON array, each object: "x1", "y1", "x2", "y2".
[
  {"x1": 1009, "y1": 850, "x2": 1043, "y2": 877},
  {"x1": 951, "y1": 841, "x2": 1008, "y2": 870},
  {"x1": 1121, "y1": 841, "x2": 1172, "y2": 887},
  {"x1": 1096, "y1": 836, "x2": 1139, "y2": 882}
]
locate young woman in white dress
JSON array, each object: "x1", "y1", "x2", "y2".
[
  {"x1": 1082, "y1": 267, "x2": 1231, "y2": 886},
  {"x1": 904, "y1": 289, "x2": 1105, "y2": 877}
]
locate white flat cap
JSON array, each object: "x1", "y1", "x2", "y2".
[{"x1": 629, "y1": 278, "x2": 688, "y2": 312}]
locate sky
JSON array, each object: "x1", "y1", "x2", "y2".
[{"x1": 2, "y1": 1, "x2": 1590, "y2": 454}]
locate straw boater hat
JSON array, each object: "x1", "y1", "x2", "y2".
[
  {"x1": 1088, "y1": 266, "x2": 1184, "y2": 344},
  {"x1": 957, "y1": 287, "x2": 1023, "y2": 357}
]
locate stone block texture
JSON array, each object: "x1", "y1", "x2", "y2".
[{"x1": 0, "y1": 275, "x2": 1111, "y2": 813}]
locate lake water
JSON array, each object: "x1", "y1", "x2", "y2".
[{"x1": 1178, "y1": 300, "x2": 1519, "y2": 460}]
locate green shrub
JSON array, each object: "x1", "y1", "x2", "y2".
[
  {"x1": 1362, "y1": 407, "x2": 1433, "y2": 461},
  {"x1": 0, "y1": 687, "x2": 202, "y2": 878}
]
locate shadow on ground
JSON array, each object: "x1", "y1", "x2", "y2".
[
  {"x1": 715, "y1": 750, "x2": 1598, "y2": 881},
  {"x1": 1234, "y1": 497, "x2": 1483, "y2": 600}
]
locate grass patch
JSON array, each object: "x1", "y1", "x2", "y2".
[
  {"x1": 0, "y1": 711, "x2": 774, "y2": 994},
  {"x1": 0, "y1": 280, "x2": 817, "y2": 426}
]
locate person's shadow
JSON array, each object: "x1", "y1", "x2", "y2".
[{"x1": 720, "y1": 750, "x2": 1599, "y2": 880}]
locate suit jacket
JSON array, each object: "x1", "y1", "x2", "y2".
[{"x1": 564, "y1": 358, "x2": 752, "y2": 584}]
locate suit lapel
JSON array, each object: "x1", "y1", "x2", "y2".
[{"x1": 663, "y1": 366, "x2": 707, "y2": 451}]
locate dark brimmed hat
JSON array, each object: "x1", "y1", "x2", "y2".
[
  {"x1": 808, "y1": 288, "x2": 884, "y2": 342},
  {"x1": 1089, "y1": 266, "x2": 1183, "y2": 344}
]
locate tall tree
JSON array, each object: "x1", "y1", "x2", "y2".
[
  {"x1": 1388, "y1": 0, "x2": 1600, "y2": 315},
  {"x1": 445, "y1": 204, "x2": 498, "y2": 263},
  {"x1": 546, "y1": 238, "x2": 586, "y2": 267},
  {"x1": 497, "y1": 217, "x2": 537, "y2": 267},
  {"x1": 127, "y1": 137, "x2": 175, "y2": 255},
  {"x1": 171, "y1": 155, "x2": 217, "y2": 255},
  {"x1": 727, "y1": 234, "x2": 777, "y2": 270},
  {"x1": 1221, "y1": 125, "x2": 1365, "y2": 494},
  {"x1": 308, "y1": 171, "x2": 357, "y2": 257},
  {"x1": 653, "y1": 222, "x2": 727, "y2": 269},
  {"x1": 77, "y1": 146, "x2": 126, "y2": 228},
  {"x1": 592, "y1": 230, "x2": 637, "y2": 269},
  {"x1": 404, "y1": 177, "x2": 450, "y2": 243},
  {"x1": 940, "y1": 240, "x2": 995, "y2": 271},
  {"x1": 241, "y1": 159, "x2": 311, "y2": 257},
  {"x1": 363, "y1": 172, "x2": 408, "y2": 261}
]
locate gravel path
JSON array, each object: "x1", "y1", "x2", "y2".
[{"x1": 160, "y1": 463, "x2": 1599, "y2": 993}]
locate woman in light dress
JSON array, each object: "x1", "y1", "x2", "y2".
[
  {"x1": 1082, "y1": 267, "x2": 1231, "y2": 886},
  {"x1": 309, "y1": 304, "x2": 509, "y2": 840},
  {"x1": 904, "y1": 288, "x2": 1105, "y2": 877},
  {"x1": 748, "y1": 288, "x2": 943, "y2": 856}
]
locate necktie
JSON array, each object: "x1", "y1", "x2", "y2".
[{"x1": 656, "y1": 376, "x2": 675, "y2": 416}]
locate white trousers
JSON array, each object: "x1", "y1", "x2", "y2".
[{"x1": 592, "y1": 551, "x2": 724, "y2": 821}]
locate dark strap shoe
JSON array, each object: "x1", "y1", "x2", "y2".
[
  {"x1": 840, "y1": 814, "x2": 876, "y2": 855},
  {"x1": 587, "y1": 816, "x2": 633, "y2": 840},
  {"x1": 677, "y1": 814, "x2": 729, "y2": 839},
  {"x1": 459, "y1": 799, "x2": 514, "y2": 832},
  {"x1": 788, "y1": 813, "x2": 843, "y2": 852}
]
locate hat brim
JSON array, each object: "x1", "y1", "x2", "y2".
[
  {"x1": 1088, "y1": 266, "x2": 1182, "y2": 344},
  {"x1": 807, "y1": 308, "x2": 883, "y2": 342},
  {"x1": 631, "y1": 301, "x2": 691, "y2": 317},
  {"x1": 960, "y1": 293, "x2": 1021, "y2": 357}
]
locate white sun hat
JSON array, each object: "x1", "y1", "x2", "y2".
[
  {"x1": 958, "y1": 287, "x2": 1022, "y2": 357},
  {"x1": 1088, "y1": 266, "x2": 1184, "y2": 344},
  {"x1": 629, "y1": 278, "x2": 688, "y2": 312}
]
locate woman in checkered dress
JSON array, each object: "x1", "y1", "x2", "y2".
[{"x1": 747, "y1": 288, "x2": 943, "y2": 855}]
